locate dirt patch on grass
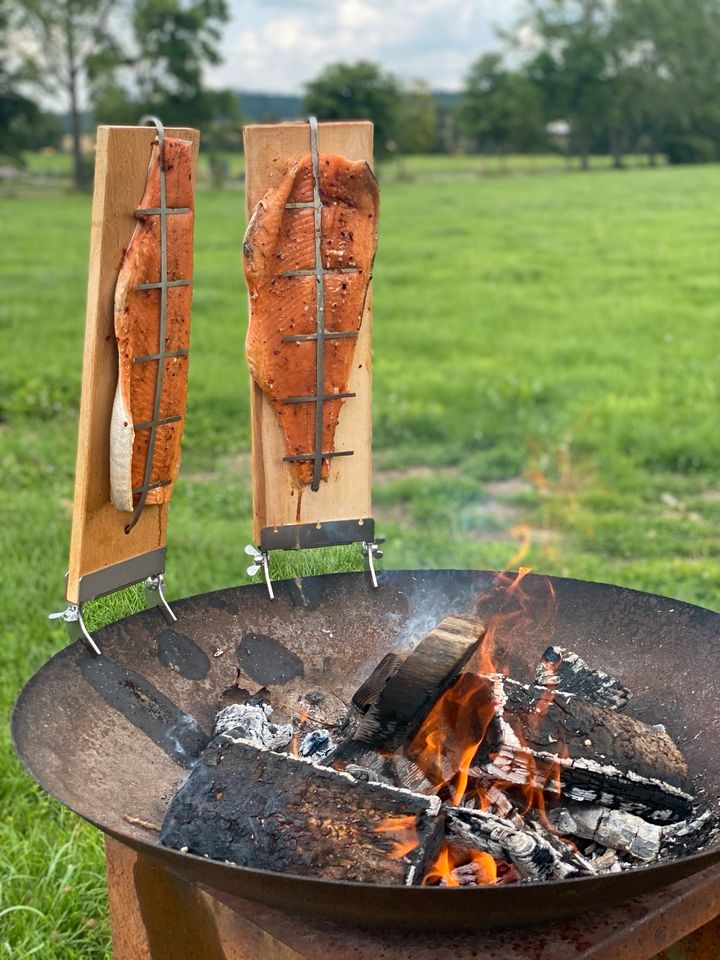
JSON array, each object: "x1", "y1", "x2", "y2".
[{"x1": 373, "y1": 463, "x2": 461, "y2": 484}]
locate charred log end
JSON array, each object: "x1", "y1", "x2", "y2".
[
  {"x1": 160, "y1": 735, "x2": 445, "y2": 885},
  {"x1": 350, "y1": 614, "x2": 485, "y2": 753}
]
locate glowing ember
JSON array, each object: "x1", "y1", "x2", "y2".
[{"x1": 423, "y1": 843, "x2": 498, "y2": 887}]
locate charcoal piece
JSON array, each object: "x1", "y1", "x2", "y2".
[
  {"x1": 299, "y1": 729, "x2": 334, "y2": 761},
  {"x1": 661, "y1": 809, "x2": 720, "y2": 859},
  {"x1": 212, "y1": 702, "x2": 292, "y2": 750},
  {"x1": 535, "y1": 646, "x2": 630, "y2": 710},
  {"x1": 331, "y1": 741, "x2": 433, "y2": 794},
  {"x1": 446, "y1": 807, "x2": 595, "y2": 881},
  {"x1": 549, "y1": 805, "x2": 662, "y2": 862},
  {"x1": 496, "y1": 676, "x2": 689, "y2": 789},
  {"x1": 472, "y1": 674, "x2": 691, "y2": 812},
  {"x1": 483, "y1": 741, "x2": 694, "y2": 824},
  {"x1": 345, "y1": 614, "x2": 485, "y2": 753},
  {"x1": 160, "y1": 734, "x2": 444, "y2": 885}
]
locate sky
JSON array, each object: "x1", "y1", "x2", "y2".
[{"x1": 206, "y1": 0, "x2": 522, "y2": 94}]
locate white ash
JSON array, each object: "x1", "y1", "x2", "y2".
[
  {"x1": 550, "y1": 805, "x2": 662, "y2": 862},
  {"x1": 300, "y1": 729, "x2": 335, "y2": 761},
  {"x1": 212, "y1": 703, "x2": 293, "y2": 750}
]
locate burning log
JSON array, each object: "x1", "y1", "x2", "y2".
[
  {"x1": 549, "y1": 805, "x2": 662, "y2": 862},
  {"x1": 160, "y1": 734, "x2": 444, "y2": 885},
  {"x1": 445, "y1": 806, "x2": 596, "y2": 881},
  {"x1": 475, "y1": 675, "x2": 694, "y2": 823},
  {"x1": 535, "y1": 647, "x2": 630, "y2": 710},
  {"x1": 340, "y1": 614, "x2": 484, "y2": 754}
]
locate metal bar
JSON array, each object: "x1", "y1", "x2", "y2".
[
  {"x1": 135, "y1": 279, "x2": 190, "y2": 291},
  {"x1": 126, "y1": 116, "x2": 171, "y2": 534},
  {"x1": 280, "y1": 267, "x2": 359, "y2": 277},
  {"x1": 283, "y1": 450, "x2": 354, "y2": 463},
  {"x1": 282, "y1": 331, "x2": 358, "y2": 343},
  {"x1": 132, "y1": 478, "x2": 172, "y2": 494},
  {"x1": 74, "y1": 547, "x2": 167, "y2": 604},
  {"x1": 133, "y1": 348, "x2": 188, "y2": 363},
  {"x1": 134, "y1": 414, "x2": 182, "y2": 431},
  {"x1": 284, "y1": 201, "x2": 315, "y2": 209},
  {"x1": 283, "y1": 392, "x2": 355, "y2": 404},
  {"x1": 309, "y1": 116, "x2": 325, "y2": 492},
  {"x1": 136, "y1": 206, "x2": 190, "y2": 216},
  {"x1": 260, "y1": 518, "x2": 375, "y2": 552}
]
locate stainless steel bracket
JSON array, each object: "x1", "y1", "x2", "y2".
[
  {"x1": 48, "y1": 604, "x2": 101, "y2": 657},
  {"x1": 362, "y1": 539, "x2": 385, "y2": 589},
  {"x1": 144, "y1": 573, "x2": 177, "y2": 623},
  {"x1": 245, "y1": 544, "x2": 275, "y2": 600},
  {"x1": 51, "y1": 547, "x2": 176, "y2": 655}
]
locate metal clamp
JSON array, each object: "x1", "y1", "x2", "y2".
[
  {"x1": 245, "y1": 545, "x2": 275, "y2": 600},
  {"x1": 51, "y1": 548, "x2": 177, "y2": 655},
  {"x1": 144, "y1": 573, "x2": 177, "y2": 623},
  {"x1": 48, "y1": 604, "x2": 101, "y2": 657},
  {"x1": 362, "y1": 539, "x2": 385, "y2": 589}
]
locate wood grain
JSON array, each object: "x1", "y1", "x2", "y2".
[
  {"x1": 243, "y1": 121, "x2": 374, "y2": 543},
  {"x1": 66, "y1": 125, "x2": 199, "y2": 605}
]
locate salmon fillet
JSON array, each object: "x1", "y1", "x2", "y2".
[
  {"x1": 243, "y1": 152, "x2": 379, "y2": 488},
  {"x1": 110, "y1": 136, "x2": 195, "y2": 515}
]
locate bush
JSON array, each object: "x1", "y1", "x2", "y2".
[{"x1": 665, "y1": 135, "x2": 717, "y2": 165}]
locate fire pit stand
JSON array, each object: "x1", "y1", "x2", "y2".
[{"x1": 105, "y1": 837, "x2": 720, "y2": 959}]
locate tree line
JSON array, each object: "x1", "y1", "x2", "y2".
[
  {"x1": 307, "y1": 1, "x2": 720, "y2": 170},
  {"x1": 4, "y1": 0, "x2": 720, "y2": 188}
]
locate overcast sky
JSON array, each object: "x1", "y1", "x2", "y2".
[{"x1": 206, "y1": 0, "x2": 522, "y2": 94}]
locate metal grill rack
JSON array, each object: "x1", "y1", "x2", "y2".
[
  {"x1": 246, "y1": 117, "x2": 384, "y2": 597},
  {"x1": 126, "y1": 115, "x2": 191, "y2": 534},
  {"x1": 279, "y1": 116, "x2": 358, "y2": 492}
]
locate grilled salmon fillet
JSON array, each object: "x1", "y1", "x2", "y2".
[
  {"x1": 110, "y1": 136, "x2": 195, "y2": 514},
  {"x1": 243, "y1": 152, "x2": 379, "y2": 488}
]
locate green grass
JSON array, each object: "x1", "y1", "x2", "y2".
[{"x1": 2, "y1": 161, "x2": 720, "y2": 956}]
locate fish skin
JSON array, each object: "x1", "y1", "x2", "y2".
[{"x1": 244, "y1": 152, "x2": 379, "y2": 488}]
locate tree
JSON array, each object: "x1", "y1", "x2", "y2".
[
  {"x1": 459, "y1": 53, "x2": 544, "y2": 159},
  {"x1": 15, "y1": 0, "x2": 120, "y2": 187},
  {"x1": 613, "y1": 0, "x2": 720, "y2": 163},
  {"x1": 129, "y1": 0, "x2": 229, "y2": 126},
  {"x1": 396, "y1": 81, "x2": 438, "y2": 155},
  {"x1": 0, "y1": 1, "x2": 41, "y2": 162},
  {"x1": 519, "y1": 0, "x2": 615, "y2": 169},
  {"x1": 305, "y1": 61, "x2": 400, "y2": 156}
]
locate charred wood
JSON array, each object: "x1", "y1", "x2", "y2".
[
  {"x1": 346, "y1": 615, "x2": 484, "y2": 753},
  {"x1": 535, "y1": 647, "x2": 630, "y2": 710},
  {"x1": 549, "y1": 805, "x2": 662, "y2": 862},
  {"x1": 446, "y1": 807, "x2": 595, "y2": 881},
  {"x1": 470, "y1": 674, "x2": 693, "y2": 822},
  {"x1": 160, "y1": 734, "x2": 444, "y2": 885},
  {"x1": 490, "y1": 676, "x2": 690, "y2": 791}
]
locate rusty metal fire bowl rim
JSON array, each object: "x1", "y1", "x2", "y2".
[{"x1": 11, "y1": 569, "x2": 720, "y2": 930}]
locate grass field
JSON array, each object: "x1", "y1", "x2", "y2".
[{"x1": 2, "y1": 158, "x2": 720, "y2": 956}]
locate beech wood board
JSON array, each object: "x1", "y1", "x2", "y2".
[
  {"x1": 66, "y1": 125, "x2": 200, "y2": 605},
  {"x1": 243, "y1": 121, "x2": 374, "y2": 544}
]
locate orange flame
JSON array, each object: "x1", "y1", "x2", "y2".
[
  {"x1": 373, "y1": 815, "x2": 420, "y2": 859},
  {"x1": 423, "y1": 843, "x2": 498, "y2": 887}
]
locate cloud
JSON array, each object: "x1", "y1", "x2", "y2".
[{"x1": 207, "y1": 0, "x2": 521, "y2": 93}]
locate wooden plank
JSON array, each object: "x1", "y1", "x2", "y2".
[
  {"x1": 66, "y1": 125, "x2": 199, "y2": 605},
  {"x1": 243, "y1": 121, "x2": 374, "y2": 543}
]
